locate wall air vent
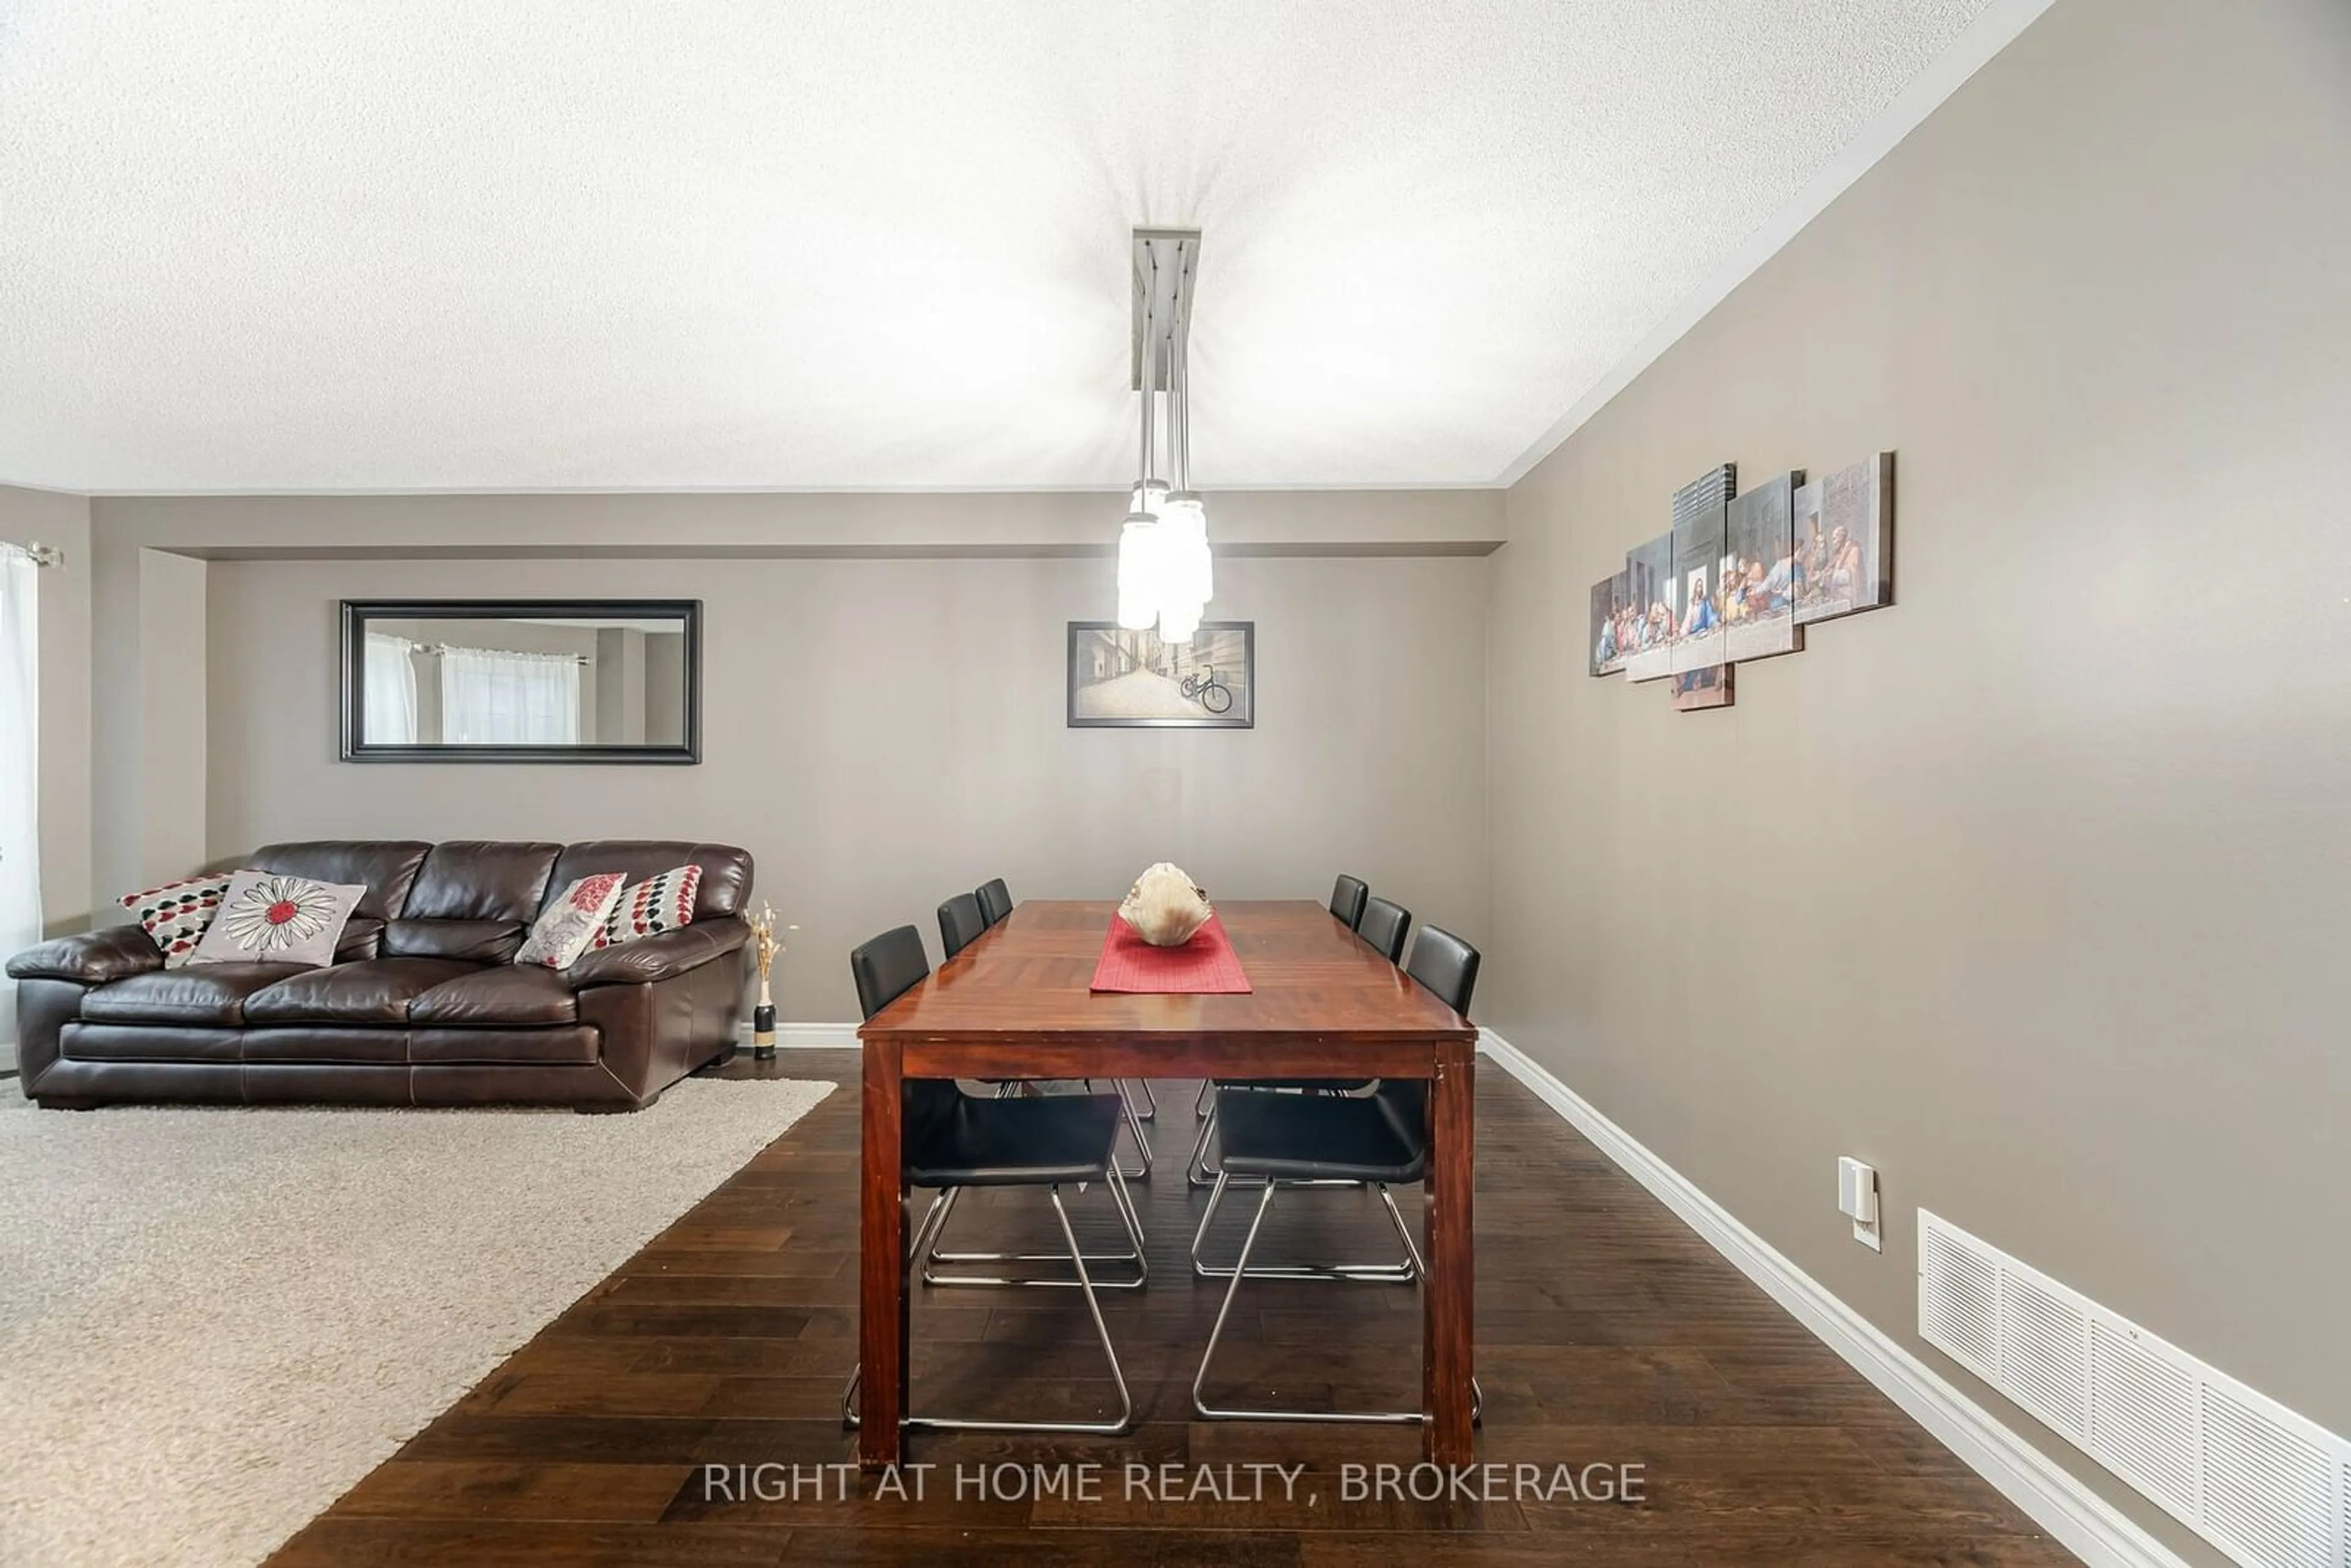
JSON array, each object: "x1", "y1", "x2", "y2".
[
  {"x1": 1919, "y1": 1214, "x2": 1999, "y2": 1376},
  {"x1": 2088, "y1": 1316, "x2": 2198, "y2": 1520},
  {"x1": 1918, "y1": 1210, "x2": 2347, "y2": 1568}
]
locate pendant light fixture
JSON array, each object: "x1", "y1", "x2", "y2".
[
  {"x1": 1115, "y1": 320, "x2": 1164, "y2": 631},
  {"x1": 1117, "y1": 229, "x2": 1212, "y2": 643}
]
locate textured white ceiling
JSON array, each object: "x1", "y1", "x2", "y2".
[{"x1": 0, "y1": 1, "x2": 1993, "y2": 493}]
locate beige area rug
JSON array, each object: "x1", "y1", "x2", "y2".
[{"x1": 0, "y1": 1075, "x2": 834, "y2": 1567}]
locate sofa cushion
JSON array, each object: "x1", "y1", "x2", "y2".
[
  {"x1": 385, "y1": 841, "x2": 560, "y2": 962},
  {"x1": 384, "y1": 918, "x2": 527, "y2": 963},
  {"x1": 409, "y1": 965, "x2": 579, "y2": 1027},
  {"x1": 244, "y1": 958, "x2": 480, "y2": 1025},
  {"x1": 241, "y1": 841, "x2": 430, "y2": 922},
  {"x1": 336, "y1": 917, "x2": 387, "y2": 961},
  {"x1": 546, "y1": 841, "x2": 751, "y2": 921},
  {"x1": 401, "y1": 841, "x2": 562, "y2": 921},
  {"x1": 80, "y1": 963, "x2": 310, "y2": 1026}
]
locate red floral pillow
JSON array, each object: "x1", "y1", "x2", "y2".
[
  {"x1": 118, "y1": 874, "x2": 239, "y2": 968},
  {"x1": 593, "y1": 864, "x2": 703, "y2": 950},
  {"x1": 516, "y1": 872, "x2": 629, "y2": 969}
]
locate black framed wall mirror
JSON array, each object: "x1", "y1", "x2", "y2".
[{"x1": 340, "y1": 599, "x2": 702, "y2": 763}]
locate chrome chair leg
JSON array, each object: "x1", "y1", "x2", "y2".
[
  {"x1": 1185, "y1": 1101, "x2": 1223, "y2": 1187},
  {"x1": 923, "y1": 1163, "x2": 1148, "y2": 1287},
  {"x1": 1116, "y1": 1079, "x2": 1154, "y2": 1180},
  {"x1": 1193, "y1": 1181, "x2": 1419, "y2": 1424},
  {"x1": 849, "y1": 1179, "x2": 1138, "y2": 1434},
  {"x1": 1077, "y1": 1078, "x2": 1153, "y2": 1182},
  {"x1": 1134, "y1": 1079, "x2": 1158, "y2": 1121},
  {"x1": 1371, "y1": 1182, "x2": 1482, "y2": 1426},
  {"x1": 907, "y1": 1184, "x2": 1134, "y2": 1434},
  {"x1": 1191, "y1": 1179, "x2": 1479, "y2": 1427},
  {"x1": 1194, "y1": 1080, "x2": 1213, "y2": 1119},
  {"x1": 1376, "y1": 1182, "x2": 1430, "y2": 1280},
  {"x1": 846, "y1": 1189, "x2": 959, "y2": 1428},
  {"x1": 1190, "y1": 1169, "x2": 1415, "y2": 1281}
]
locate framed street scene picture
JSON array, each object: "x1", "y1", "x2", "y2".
[{"x1": 1068, "y1": 621, "x2": 1255, "y2": 729}]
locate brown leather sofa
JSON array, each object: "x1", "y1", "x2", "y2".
[{"x1": 4, "y1": 839, "x2": 752, "y2": 1111}]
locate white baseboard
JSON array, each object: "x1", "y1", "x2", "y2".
[
  {"x1": 1475, "y1": 1028, "x2": 2184, "y2": 1568},
  {"x1": 734, "y1": 1021, "x2": 861, "y2": 1050}
]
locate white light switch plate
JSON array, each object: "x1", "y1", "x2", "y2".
[{"x1": 1838, "y1": 1157, "x2": 1882, "y2": 1251}]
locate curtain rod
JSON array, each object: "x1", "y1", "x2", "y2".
[
  {"x1": 410, "y1": 639, "x2": 590, "y2": 667},
  {"x1": 0, "y1": 541, "x2": 65, "y2": 568}
]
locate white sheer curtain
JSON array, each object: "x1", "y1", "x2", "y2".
[
  {"x1": 362, "y1": 632, "x2": 419, "y2": 744},
  {"x1": 0, "y1": 547, "x2": 41, "y2": 1060},
  {"x1": 438, "y1": 645, "x2": 580, "y2": 745}
]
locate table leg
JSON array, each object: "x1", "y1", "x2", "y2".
[
  {"x1": 858, "y1": 1041, "x2": 907, "y2": 1466},
  {"x1": 1423, "y1": 1040, "x2": 1475, "y2": 1463}
]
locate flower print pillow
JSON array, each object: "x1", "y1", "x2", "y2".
[
  {"x1": 184, "y1": 870, "x2": 368, "y2": 969},
  {"x1": 514, "y1": 872, "x2": 629, "y2": 970}
]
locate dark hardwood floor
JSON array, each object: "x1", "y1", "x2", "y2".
[{"x1": 268, "y1": 1051, "x2": 2079, "y2": 1566}]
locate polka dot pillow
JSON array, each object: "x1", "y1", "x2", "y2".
[
  {"x1": 118, "y1": 873, "x2": 239, "y2": 968},
  {"x1": 593, "y1": 864, "x2": 703, "y2": 950}
]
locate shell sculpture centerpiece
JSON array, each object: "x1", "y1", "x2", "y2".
[{"x1": 1119, "y1": 862, "x2": 1213, "y2": 947}]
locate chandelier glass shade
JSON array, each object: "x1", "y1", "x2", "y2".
[
  {"x1": 1158, "y1": 492, "x2": 1211, "y2": 616},
  {"x1": 1116, "y1": 511, "x2": 1161, "y2": 631},
  {"x1": 1116, "y1": 239, "x2": 1212, "y2": 643}
]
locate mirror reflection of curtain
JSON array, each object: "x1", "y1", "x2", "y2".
[
  {"x1": 362, "y1": 632, "x2": 419, "y2": 744},
  {"x1": 0, "y1": 547, "x2": 41, "y2": 1057},
  {"x1": 438, "y1": 645, "x2": 580, "y2": 745}
]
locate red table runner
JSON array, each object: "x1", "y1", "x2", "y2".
[{"x1": 1089, "y1": 912, "x2": 1253, "y2": 994}]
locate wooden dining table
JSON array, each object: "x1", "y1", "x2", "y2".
[{"x1": 854, "y1": 898, "x2": 1480, "y2": 1466}]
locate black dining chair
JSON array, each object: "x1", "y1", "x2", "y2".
[
  {"x1": 841, "y1": 925, "x2": 1142, "y2": 1436},
  {"x1": 1183, "y1": 891, "x2": 1419, "y2": 1269},
  {"x1": 1327, "y1": 873, "x2": 1370, "y2": 930},
  {"x1": 1191, "y1": 871, "x2": 1373, "y2": 1129},
  {"x1": 1190, "y1": 924, "x2": 1483, "y2": 1425},
  {"x1": 1184, "y1": 887, "x2": 1407, "y2": 1188},
  {"x1": 937, "y1": 893, "x2": 988, "y2": 960},
  {"x1": 946, "y1": 885, "x2": 1038, "y2": 1118},
  {"x1": 1356, "y1": 895, "x2": 1412, "y2": 964},
  {"x1": 965, "y1": 875, "x2": 1158, "y2": 1173}
]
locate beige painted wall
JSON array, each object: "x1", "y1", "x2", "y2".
[
  {"x1": 90, "y1": 538, "x2": 214, "y2": 901},
  {"x1": 1487, "y1": 1, "x2": 2351, "y2": 1559},
  {"x1": 133, "y1": 549, "x2": 210, "y2": 889},
  {"x1": 91, "y1": 486, "x2": 1500, "y2": 921},
  {"x1": 0, "y1": 485, "x2": 93, "y2": 934},
  {"x1": 206, "y1": 552, "x2": 1489, "y2": 1021}
]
